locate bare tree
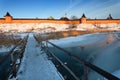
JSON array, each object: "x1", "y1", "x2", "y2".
[
  {"x1": 48, "y1": 16, "x2": 54, "y2": 19},
  {"x1": 70, "y1": 15, "x2": 78, "y2": 20}
]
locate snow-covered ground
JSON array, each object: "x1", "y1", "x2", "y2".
[
  {"x1": 0, "y1": 45, "x2": 13, "y2": 53},
  {"x1": 0, "y1": 23, "x2": 120, "y2": 33},
  {"x1": 9, "y1": 34, "x2": 63, "y2": 80},
  {"x1": 0, "y1": 23, "x2": 69, "y2": 33},
  {"x1": 78, "y1": 23, "x2": 120, "y2": 30}
]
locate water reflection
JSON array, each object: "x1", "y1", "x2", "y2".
[
  {"x1": 0, "y1": 33, "x2": 21, "y2": 47},
  {"x1": 0, "y1": 33, "x2": 22, "y2": 55}
]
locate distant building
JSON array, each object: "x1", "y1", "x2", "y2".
[
  {"x1": 60, "y1": 13, "x2": 69, "y2": 20},
  {"x1": 4, "y1": 12, "x2": 13, "y2": 23},
  {"x1": 81, "y1": 13, "x2": 86, "y2": 24},
  {"x1": 107, "y1": 14, "x2": 113, "y2": 20},
  {"x1": 48, "y1": 16, "x2": 54, "y2": 20}
]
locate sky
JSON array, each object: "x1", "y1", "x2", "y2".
[{"x1": 0, "y1": 0, "x2": 120, "y2": 19}]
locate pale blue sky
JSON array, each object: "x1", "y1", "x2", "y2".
[{"x1": 0, "y1": 0, "x2": 120, "y2": 19}]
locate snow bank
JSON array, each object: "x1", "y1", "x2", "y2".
[
  {"x1": 0, "y1": 23, "x2": 69, "y2": 33},
  {"x1": 0, "y1": 23, "x2": 120, "y2": 33},
  {"x1": 78, "y1": 23, "x2": 120, "y2": 30}
]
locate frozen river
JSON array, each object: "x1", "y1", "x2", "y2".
[{"x1": 48, "y1": 32, "x2": 120, "y2": 80}]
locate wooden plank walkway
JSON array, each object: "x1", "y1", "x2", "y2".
[{"x1": 15, "y1": 34, "x2": 63, "y2": 80}]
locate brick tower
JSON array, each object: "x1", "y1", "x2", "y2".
[
  {"x1": 4, "y1": 12, "x2": 12, "y2": 23},
  {"x1": 81, "y1": 13, "x2": 86, "y2": 24}
]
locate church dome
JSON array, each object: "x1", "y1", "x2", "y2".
[{"x1": 60, "y1": 17, "x2": 69, "y2": 20}]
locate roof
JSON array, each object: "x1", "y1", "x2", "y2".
[
  {"x1": 60, "y1": 17, "x2": 69, "y2": 20},
  {"x1": 107, "y1": 14, "x2": 113, "y2": 20},
  {"x1": 81, "y1": 14, "x2": 86, "y2": 18},
  {"x1": 4, "y1": 12, "x2": 11, "y2": 17}
]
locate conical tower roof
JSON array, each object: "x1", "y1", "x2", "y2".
[
  {"x1": 4, "y1": 12, "x2": 11, "y2": 17},
  {"x1": 81, "y1": 13, "x2": 86, "y2": 18},
  {"x1": 107, "y1": 14, "x2": 113, "y2": 19}
]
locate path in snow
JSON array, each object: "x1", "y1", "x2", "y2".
[{"x1": 14, "y1": 34, "x2": 63, "y2": 80}]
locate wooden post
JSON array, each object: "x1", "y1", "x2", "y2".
[
  {"x1": 54, "y1": 46, "x2": 56, "y2": 64},
  {"x1": 46, "y1": 41, "x2": 48, "y2": 48},
  {"x1": 84, "y1": 65, "x2": 88, "y2": 80},
  {"x1": 10, "y1": 53, "x2": 14, "y2": 65}
]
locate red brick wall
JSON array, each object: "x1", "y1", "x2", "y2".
[
  {"x1": 0, "y1": 17, "x2": 120, "y2": 24},
  {"x1": 11, "y1": 19, "x2": 80, "y2": 24},
  {"x1": 86, "y1": 19, "x2": 120, "y2": 24}
]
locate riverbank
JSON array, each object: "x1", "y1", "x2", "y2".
[{"x1": 35, "y1": 29, "x2": 119, "y2": 42}]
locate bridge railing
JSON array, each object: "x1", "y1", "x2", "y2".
[
  {"x1": 43, "y1": 40, "x2": 120, "y2": 80},
  {"x1": 3, "y1": 35, "x2": 29, "y2": 80}
]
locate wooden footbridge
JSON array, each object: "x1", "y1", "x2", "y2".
[{"x1": 1, "y1": 33, "x2": 120, "y2": 80}]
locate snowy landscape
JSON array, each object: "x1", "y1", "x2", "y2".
[
  {"x1": 1, "y1": 0, "x2": 120, "y2": 80},
  {"x1": 0, "y1": 24, "x2": 120, "y2": 80},
  {"x1": 0, "y1": 23, "x2": 120, "y2": 33}
]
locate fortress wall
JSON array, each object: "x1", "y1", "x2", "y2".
[
  {"x1": 0, "y1": 19, "x2": 5, "y2": 23},
  {"x1": 0, "y1": 16, "x2": 120, "y2": 33},
  {"x1": 86, "y1": 20, "x2": 120, "y2": 24},
  {"x1": 9, "y1": 19, "x2": 80, "y2": 24},
  {"x1": 0, "y1": 17, "x2": 120, "y2": 24},
  {"x1": 0, "y1": 17, "x2": 80, "y2": 24}
]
